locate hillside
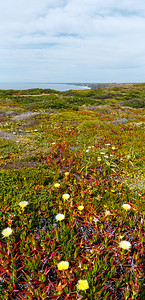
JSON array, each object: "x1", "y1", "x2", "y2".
[{"x1": 0, "y1": 84, "x2": 144, "y2": 299}]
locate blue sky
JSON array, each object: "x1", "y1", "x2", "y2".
[{"x1": 0, "y1": 0, "x2": 145, "y2": 83}]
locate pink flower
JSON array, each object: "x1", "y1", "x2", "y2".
[
  {"x1": 105, "y1": 210, "x2": 111, "y2": 216},
  {"x1": 94, "y1": 217, "x2": 99, "y2": 222}
]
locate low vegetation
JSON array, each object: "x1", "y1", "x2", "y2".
[{"x1": 0, "y1": 83, "x2": 144, "y2": 299}]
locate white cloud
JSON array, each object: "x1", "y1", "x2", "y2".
[{"x1": 0, "y1": 0, "x2": 145, "y2": 82}]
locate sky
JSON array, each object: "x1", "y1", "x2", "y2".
[{"x1": 0, "y1": 0, "x2": 145, "y2": 83}]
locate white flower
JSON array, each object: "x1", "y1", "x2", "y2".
[
  {"x1": 2, "y1": 227, "x2": 12, "y2": 237},
  {"x1": 62, "y1": 194, "x2": 70, "y2": 200},
  {"x1": 119, "y1": 236, "x2": 123, "y2": 239},
  {"x1": 119, "y1": 240, "x2": 131, "y2": 250},
  {"x1": 55, "y1": 213, "x2": 65, "y2": 221},
  {"x1": 122, "y1": 204, "x2": 131, "y2": 211},
  {"x1": 18, "y1": 201, "x2": 29, "y2": 208}
]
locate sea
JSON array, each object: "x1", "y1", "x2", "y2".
[{"x1": 0, "y1": 82, "x2": 90, "y2": 91}]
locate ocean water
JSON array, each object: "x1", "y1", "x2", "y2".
[{"x1": 0, "y1": 82, "x2": 90, "y2": 91}]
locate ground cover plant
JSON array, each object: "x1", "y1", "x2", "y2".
[{"x1": 0, "y1": 83, "x2": 144, "y2": 299}]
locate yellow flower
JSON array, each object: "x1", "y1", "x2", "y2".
[
  {"x1": 57, "y1": 261, "x2": 69, "y2": 270},
  {"x1": 122, "y1": 204, "x2": 131, "y2": 211},
  {"x1": 54, "y1": 183, "x2": 60, "y2": 188},
  {"x1": 64, "y1": 172, "x2": 69, "y2": 176},
  {"x1": 119, "y1": 240, "x2": 131, "y2": 250},
  {"x1": 18, "y1": 201, "x2": 29, "y2": 208},
  {"x1": 97, "y1": 157, "x2": 101, "y2": 162},
  {"x1": 2, "y1": 227, "x2": 12, "y2": 237},
  {"x1": 112, "y1": 146, "x2": 116, "y2": 150},
  {"x1": 77, "y1": 279, "x2": 89, "y2": 291},
  {"x1": 62, "y1": 194, "x2": 70, "y2": 200},
  {"x1": 78, "y1": 205, "x2": 84, "y2": 211},
  {"x1": 55, "y1": 213, "x2": 65, "y2": 221}
]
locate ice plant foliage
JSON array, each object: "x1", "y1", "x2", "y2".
[
  {"x1": 119, "y1": 240, "x2": 131, "y2": 250},
  {"x1": 0, "y1": 86, "x2": 144, "y2": 299},
  {"x1": 77, "y1": 279, "x2": 89, "y2": 291},
  {"x1": 57, "y1": 261, "x2": 69, "y2": 270},
  {"x1": 122, "y1": 203, "x2": 131, "y2": 211},
  {"x1": 2, "y1": 227, "x2": 12, "y2": 237},
  {"x1": 55, "y1": 213, "x2": 65, "y2": 221}
]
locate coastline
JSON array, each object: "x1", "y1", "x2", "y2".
[
  {"x1": 76, "y1": 82, "x2": 141, "y2": 89},
  {"x1": 0, "y1": 82, "x2": 144, "y2": 91}
]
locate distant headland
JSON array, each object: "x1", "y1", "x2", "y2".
[{"x1": 72, "y1": 82, "x2": 142, "y2": 89}]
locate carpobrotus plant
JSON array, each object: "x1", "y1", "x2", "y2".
[{"x1": 0, "y1": 85, "x2": 144, "y2": 299}]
